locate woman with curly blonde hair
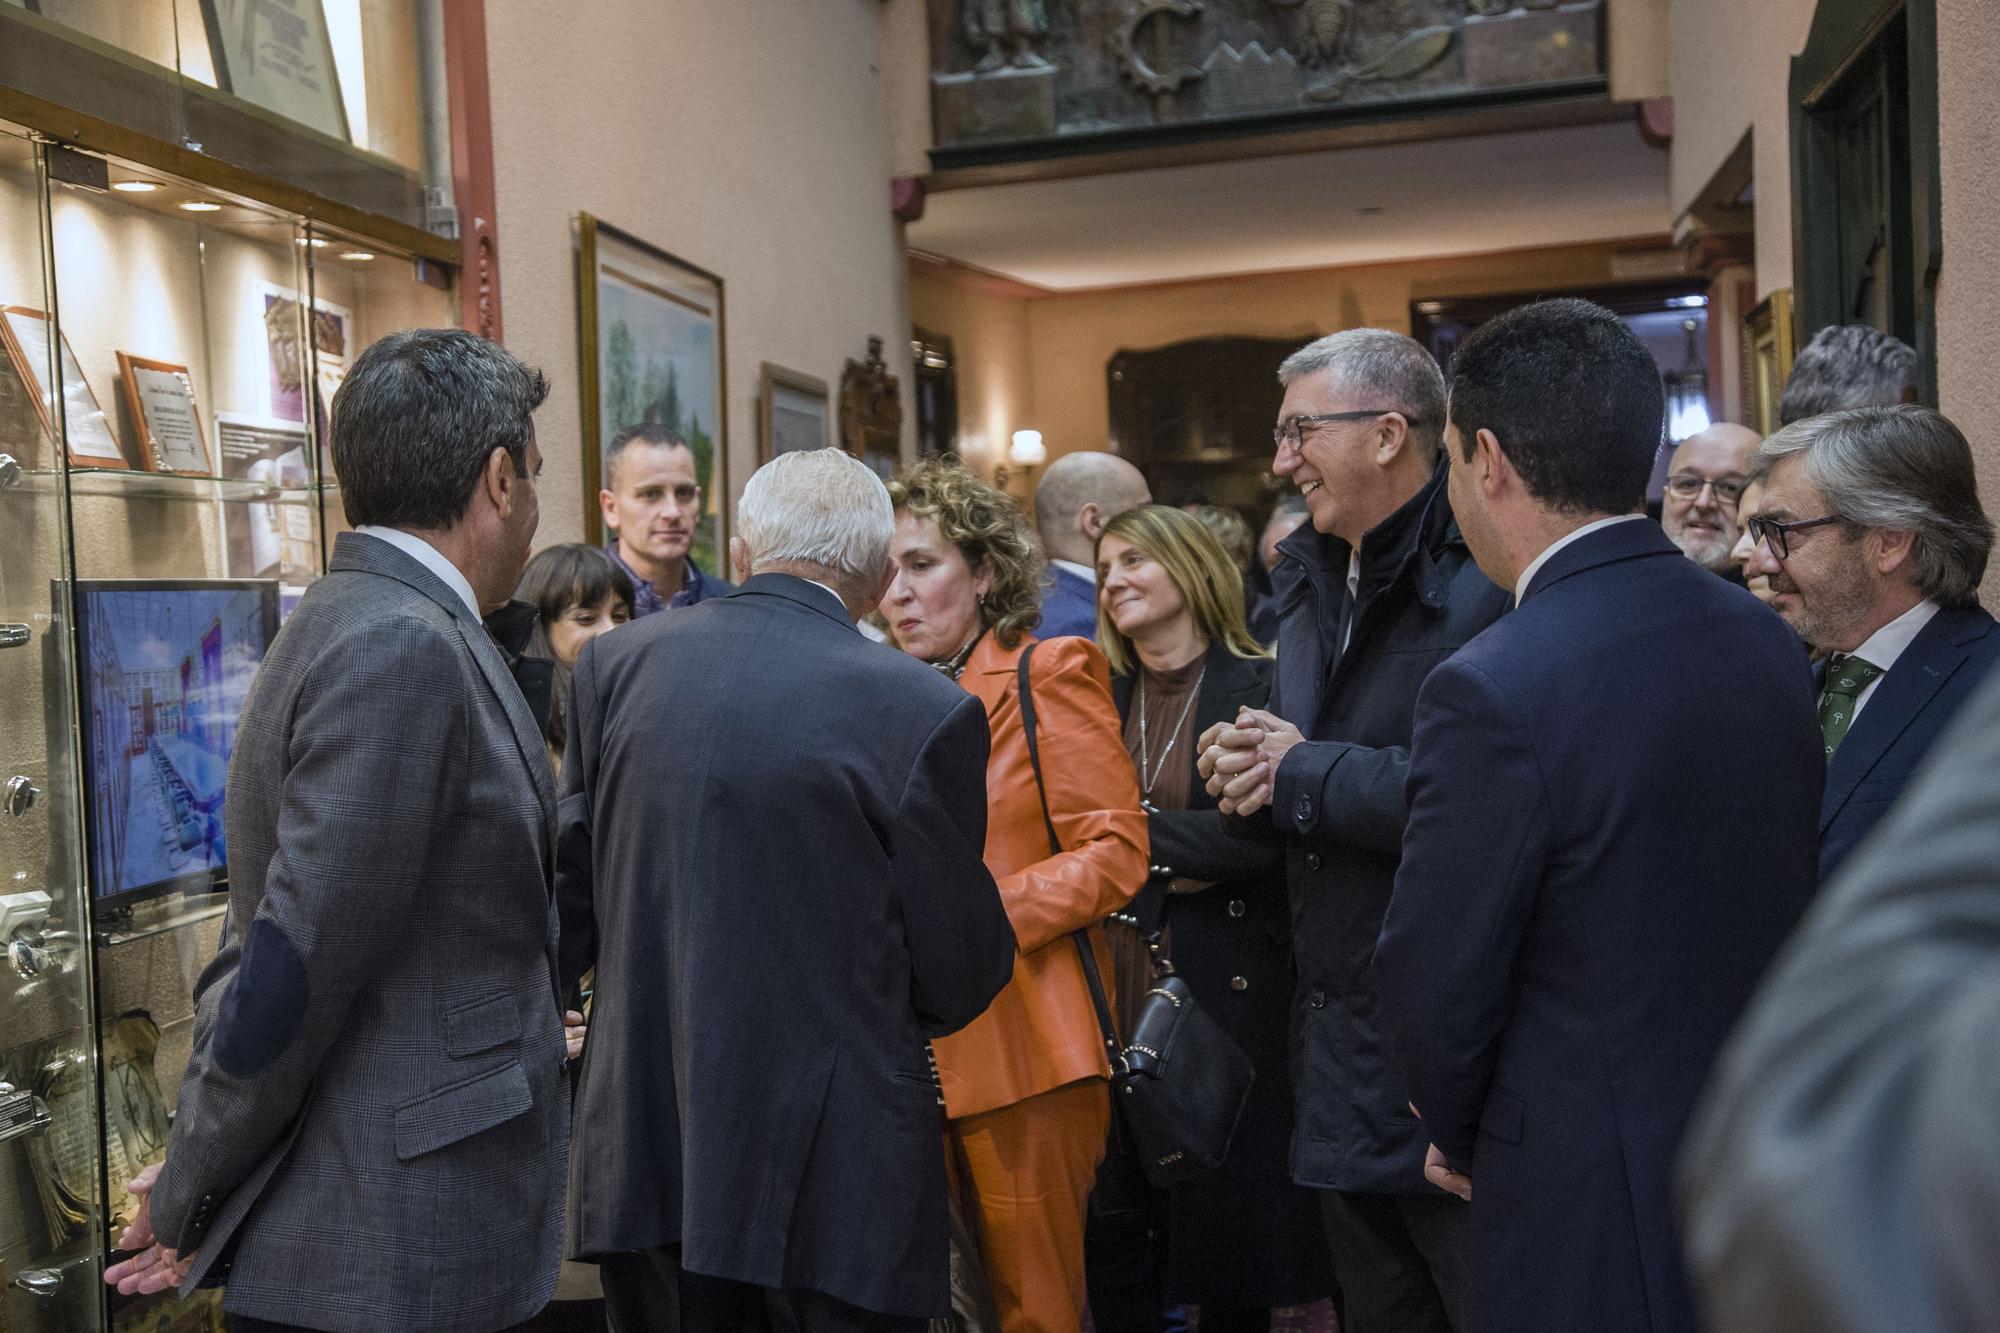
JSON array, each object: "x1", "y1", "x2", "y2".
[{"x1": 883, "y1": 457, "x2": 1149, "y2": 1333}]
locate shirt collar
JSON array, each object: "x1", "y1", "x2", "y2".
[
  {"x1": 1848, "y1": 598, "x2": 1940, "y2": 673},
  {"x1": 354, "y1": 525, "x2": 481, "y2": 619},
  {"x1": 1513, "y1": 514, "x2": 1650, "y2": 605},
  {"x1": 606, "y1": 540, "x2": 706, "y2": 611},
  {"x1": 1051, "y1": 558, "x2": 1095, "y2": 584},
  {"x1": 802, "y1": 578, "x2": 849, "y2": 617}
]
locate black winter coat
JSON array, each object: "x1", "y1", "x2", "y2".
[
  {"x1": 1116, "y1": 645, "x2": 1333, "y2": 1307},
  {"x1": 1260, "y1": 461, "x2": 1510, "y2": 1193}
]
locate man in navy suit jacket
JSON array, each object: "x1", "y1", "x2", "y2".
[
  {"x1": 1033, "y1": 451, "x2": 1151, "y2": 638},
  {"x1": 1741, "y1": 404, "x2": 2000, "y2": 882},
  {"x1": 1374, "y1": 299, "x2": 1824, "y2": 1333}
]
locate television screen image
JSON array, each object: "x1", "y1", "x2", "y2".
[{"x1": 74, "y1": 580, "x2": 280, "y2": 908}]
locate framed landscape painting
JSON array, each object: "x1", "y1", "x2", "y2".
[{"x1": 576, "y1": 214, "x2": 728, "y2": 571}]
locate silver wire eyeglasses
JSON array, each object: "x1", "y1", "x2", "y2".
[{"x1": 1665, "y1": 474, "x2": 1748, "y2": 505}]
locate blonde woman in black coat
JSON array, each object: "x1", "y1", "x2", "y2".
[{"x1": 1084, "y1": 504, "x2": 1332, "y2": 1333}]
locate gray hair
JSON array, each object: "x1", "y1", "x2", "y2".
[
  {"x1": 1758, "y1": 405, "x2": 1993, "y2": 606},
  {"x1": 1277, "y1": 328, "x2": 1446, "y2": 455},
  {"x1": 331, "y1": 329, "x2": 548, "y2": 530},
  {"x1": 1779, "y1": 325, "x2": 1918, "y2": 425},
  {"x1": 735, "y1": 448, "x2": 893, "y2": 582}
]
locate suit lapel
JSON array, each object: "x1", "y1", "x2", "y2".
[
  {"x1": 461, "y1": 620, "x2": 558, "y2": 820},
  {"x1": 1820, "y1": 611, "x2": 1976, "y2": 831},
  {"x1": 335, "y1": 533, "x2": 558, "y2": 821}
]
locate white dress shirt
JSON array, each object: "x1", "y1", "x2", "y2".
[
  {"x1": 1838, "y1": 598, "x2": 1940, "y2": 720},
  {"x1": 353, "y1": 525, "x2": 481, "y2": 619},
  {"x1": 1513, "y1": 514, "x2": 1651, "y2": 605}
]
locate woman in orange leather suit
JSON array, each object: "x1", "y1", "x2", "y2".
[{"x1": 884, "y1": 459, "x2": 1149, "y2": 1333}]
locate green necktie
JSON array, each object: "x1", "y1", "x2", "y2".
[{"x1": 1819, "y1": 653, "x2": 1883, "y2": 757}]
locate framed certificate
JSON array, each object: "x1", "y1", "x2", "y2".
[
  {"x1": 198, "y1": 0, "x2": 350, "y2": 143},
  {"x1": 117, "y1": 353, "x2": 214, "y2": 475},
  {"x1": 0, "y1": 305, "x2": 129, "y2": 468}
]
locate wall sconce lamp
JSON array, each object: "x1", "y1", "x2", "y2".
[{"x1": 996, "y1": 429, "x2": 1046, "y2": 492}]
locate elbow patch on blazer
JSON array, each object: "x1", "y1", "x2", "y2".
[{"x1": 213, "y1": 918, "x2": 311, "y2": 1078}]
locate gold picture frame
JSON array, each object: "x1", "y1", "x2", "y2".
[
  {"x1": 575, "y1": 213, "x2": 729, "y2": 570},
  {"x1": 758, "y1": 362, "x2": 829, "y2": 462},
  {"x1": 1744, "y1": 288, "x2": 1797, "y2": 436}
]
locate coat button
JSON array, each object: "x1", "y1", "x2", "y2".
[
  {"x1": 1308, "y1": 989, "x2": 1327, "y2": 1009},
  {"x1": 1295, "y1": 795, "x2": 1314, "y2": 822},
  {"x1": 1229, "y1": 976, "x2": 1248, "y2": 991},
  {"x1": 1227, "y1": 899, "x2": 1246, "y2": 918},
  {"x1": 1305, "y1": 852, "x2": 1323, "y2": 872}
]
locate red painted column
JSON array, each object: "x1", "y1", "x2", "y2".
[{"x1": 443, "y1": 0, "x2": 502, "y2": 341}]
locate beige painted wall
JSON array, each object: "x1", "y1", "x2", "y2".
[
  {"x1": 1668, "y1": 0, "x2": 1816, "y2": 298},
  {"x1": 913, "y1": 239, "x2": 1673, "y2": 477},
  {"x1": 487, "y1": 0, "x2": 915, "y2": 551},
  {"x1": 1934, "y1": 0, "x2": 2000, "y2": 600}
]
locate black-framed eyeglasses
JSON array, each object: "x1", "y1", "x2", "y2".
[
  {"x1": 1747, "y1": 513, "x2": 1842, "y2": 560},
  {"x1": 1665, "y1": 474, "x2": 1747, "y2": 505},
  {"x1": 1273, "y1": 410, "x2": 1405, "y2": 453}
]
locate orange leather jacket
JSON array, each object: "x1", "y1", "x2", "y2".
[{"x1": 931, "y1": 633, "x2": 1150, "y2": 1119}]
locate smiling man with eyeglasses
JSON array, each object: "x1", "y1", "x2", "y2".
[
  {"x1": 1660, "y1": 423, "x2": 1762, "y2": 580},
  {"x1": 1194, "y1": 328, "x2": 1509, "y2": 1333},
  {"x1": 1743, "y1": 403, "x2": 2000, "y2": 881}
]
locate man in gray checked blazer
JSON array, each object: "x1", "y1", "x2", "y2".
[{"x1": 104, "y1": 330, "x2": 573, "y2": 1333}]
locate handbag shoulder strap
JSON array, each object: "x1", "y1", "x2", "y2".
[{"x1": 1015, "y1": 643, "x2": 1123, "y2": 1070}]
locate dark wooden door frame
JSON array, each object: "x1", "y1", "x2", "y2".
[{"x1": 1789, "y1": 0, "x2": 1941, "y2": 401}]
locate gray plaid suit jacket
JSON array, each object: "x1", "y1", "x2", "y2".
[{"x1": 148, "y1": 531, "x2": 568, "y2": 1332}]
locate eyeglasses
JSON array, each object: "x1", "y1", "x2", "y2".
[
  {"x1": 1273, "y1": 410, "x2": 1406, "y2": 453},
  {"x1": 1746, "y1": 513, "x2": 1843, "y2": 560},
  {"x1": 1665, "y1": 474, "x2": 1747, "y2": 505}
]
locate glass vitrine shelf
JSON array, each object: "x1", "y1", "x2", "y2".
[{"x1": 3, "y1": 467, "x2": 315, "y2": 506}]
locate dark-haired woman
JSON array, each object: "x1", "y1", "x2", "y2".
[
  {"x1": 885, "y1": 458, "x2": 1149, "y2": 1333},
  {"x1": 516, "y1": 543, "x2": 634, "y2": 771},
  {"x1": 1090, "y1": 505, "x2": 1333, "y2": 1333}
]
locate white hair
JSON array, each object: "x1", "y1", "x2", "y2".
[{"x1": 735, "y1": 448, "x2": 893, "y2": 580}]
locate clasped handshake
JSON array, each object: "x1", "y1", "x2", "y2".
[{"x1": 1196, "y1": 706, "x2": 1306, "y2": 817}]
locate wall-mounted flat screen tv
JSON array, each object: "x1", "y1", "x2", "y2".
[{"x1": 74, "y1": 579, "x2": 280, "y2": 910}]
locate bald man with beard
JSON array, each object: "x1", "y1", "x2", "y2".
[
  {"x1": 1661, "y1": 423, "x2": 1762, "y2": 583},
  {"x1": 1033, "y1": 451, "x2": 1151, "y2": 639}
]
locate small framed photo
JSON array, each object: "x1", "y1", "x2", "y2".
[
  {"x1": 117, "y1": 353, "x2": 214, "y2": 475},
  {"x1": 759, "y1": 363, "x2": 830, "y2": 461},
  {"x1": 0, "y1": 305, "x2": 129, "y2": 468}
]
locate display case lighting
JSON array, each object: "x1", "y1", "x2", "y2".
[
  {"x1": 178, "y1": 200, "x2": 222, "y2": 212},
  {"x1": 296, "y1": 237, "x2": 330, "y2": 248},
  {"x1": 339, "y1": 251, "x2": 376, "y2": 262},
  {"x1": 111, "y1": 181, "x2": 160, "y2": 193}
]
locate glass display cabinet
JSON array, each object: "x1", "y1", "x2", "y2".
[{"x1": 0, "y1": 97, "x2": 455, "y2": 1333}]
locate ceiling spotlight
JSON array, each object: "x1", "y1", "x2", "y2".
[
  {"x1": 295, "y1": 237, "x2": 330, "y2": 248},
  {"x1": 112, "y1": 181, "x2": 160, "y2": 193},
  {"x1": 178, "y1": 200, "x2": 222, "y2": 212},
  {"x1": 339, "y1": 251, "x2": 376, "y2": 262}
]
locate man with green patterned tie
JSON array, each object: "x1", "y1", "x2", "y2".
[{"x1": 1744, "y1": 403, "x2": 2000, "y2": 881}]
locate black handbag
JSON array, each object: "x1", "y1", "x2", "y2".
[{"x1": 1015, "y1": 645, "x2": 1255, "y2": 1189}]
